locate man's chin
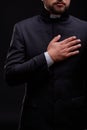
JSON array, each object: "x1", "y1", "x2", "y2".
[
  {"x1": 51, "y1": 10, "x2": 65, "y2": 15},
  {"x1": 50, "y1": 6, "x2": 66, "y2": 14}
]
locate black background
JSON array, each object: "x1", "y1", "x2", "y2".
[{"x1": 0, "y1": 0, "x2": 87, "y2": 130}]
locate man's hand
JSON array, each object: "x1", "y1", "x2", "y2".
[{"x1": 47, "y1": 35, "x2": 81, "y2": 62}]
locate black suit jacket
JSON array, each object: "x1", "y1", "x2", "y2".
[{"x1": 4, "y1": 12, "x2": 87, "y2": 130}]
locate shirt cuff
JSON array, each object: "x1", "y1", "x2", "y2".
[{"x1": 44, "y1": 52, "x2": 54, "y2": 67}]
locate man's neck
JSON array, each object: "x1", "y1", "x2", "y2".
[{"x1": 40, "y1": 5, "x2": 70, "y2": 23}]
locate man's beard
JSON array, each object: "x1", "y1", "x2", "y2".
[{"x1": 47, "y1": 5, "x2": 69, "y2": 15}]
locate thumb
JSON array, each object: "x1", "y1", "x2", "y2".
[{"x1": 51, "y1": 35, "x2": 61, "y2": 43}]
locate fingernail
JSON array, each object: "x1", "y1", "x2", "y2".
[
  {"x1": 78, "y1": 39, "x2": 81, "y2": 42},
  {"x1": 73, "y1": 36, "x2": 76, "y2": 38},
  {"x1": 58, "y1": 35, "x2": 61, "y2": 37}
]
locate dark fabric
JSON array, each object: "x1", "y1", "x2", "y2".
[{"x1": 4, "y1": 8, "x2": 87, "y2": 130}]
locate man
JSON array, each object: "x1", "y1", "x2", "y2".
[{"x1": 4, "y1": 0, "x2": 87, "y2": 130}]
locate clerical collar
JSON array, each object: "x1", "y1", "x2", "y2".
[{"x1": 50, "y1": 14, "x2": 61, "y2": 19}]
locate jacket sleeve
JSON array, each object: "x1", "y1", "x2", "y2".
[{"x1": 4, "y1": 23, "x2": 50, "y2": 86}]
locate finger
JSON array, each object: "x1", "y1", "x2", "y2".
[
  {"x1": 62, "y1": 36, "x2": 77, "y2": 44},
  {"x1": 68, "y1": 44, "x2": 81, "y2": 52},
  {"x1": 67, "y1": 50, "x2": 79, "y2": 57},
  {"x1": 67, "y1": 39, "x2": 81, "y2": 47},
  {"x1": 51, "y1": 35, "x2": 61, "y2": 43}
]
